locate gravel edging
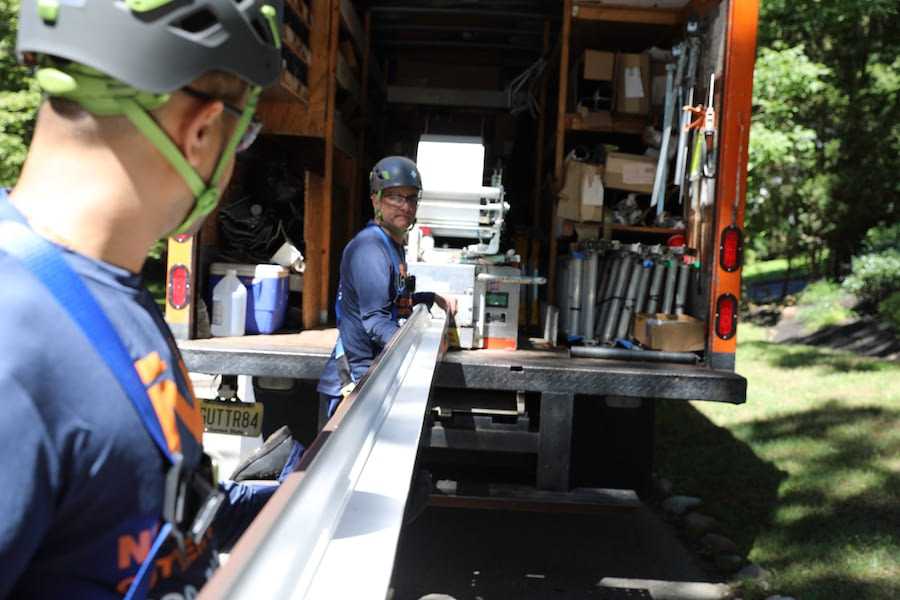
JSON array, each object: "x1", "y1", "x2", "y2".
[{"x1": 649, "y1": 474, "x2": 793, "y2": 600}]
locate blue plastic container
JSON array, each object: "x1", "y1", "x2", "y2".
[{"x1": 209, "y1": 263, "x2": 289, "y2": 334}]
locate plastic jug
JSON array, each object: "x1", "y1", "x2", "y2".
[
  {"x1": 421, "y1": 226, "x2": 435, "y2": 255},
  {"x1": 211, "y1": 269, "x2": 247, "y2": 337}
]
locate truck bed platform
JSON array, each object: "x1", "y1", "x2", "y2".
[{"x1": 178, "y1": 330, "x2": 746, "y2": 404}]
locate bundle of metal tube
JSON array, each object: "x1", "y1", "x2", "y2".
[{"x1": 559, "y1": 242, "x2": 694, "y2": 344}]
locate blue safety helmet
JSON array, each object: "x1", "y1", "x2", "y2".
[{"x1": 369, "y1": 156, "x2": 422, "y2": 195}]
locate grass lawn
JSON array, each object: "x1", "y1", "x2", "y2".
[
  {"x1": 743, "y1": 257, "x2": 816, "y2": 285},
  {"x1": 656, "y1": 324, "x2": 899, "y2": 599}
]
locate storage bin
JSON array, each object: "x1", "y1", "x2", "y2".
[{"x1": 209, "y1": 263, "x2": 289, "y2": 334}]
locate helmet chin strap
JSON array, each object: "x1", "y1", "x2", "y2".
[
  {"x1": 378, "y1": 219, "x2": 406, "y2": 240},
  {"x1": 124, "y1": 88, "x2": 261, "y2": 237},
  {"x1": 34, "y1": 62, "x2": 261, "y2": 238}
]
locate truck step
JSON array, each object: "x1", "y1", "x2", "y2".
[{"x1": 429, "y1": 483, "x2": 641, "y2": 513}]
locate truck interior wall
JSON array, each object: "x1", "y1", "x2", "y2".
[{"x1": 197, "y1": 136, "x2": 318, "y2": 333}]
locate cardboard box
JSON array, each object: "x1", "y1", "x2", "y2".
[
  {"x1": 634, "y1": 313, "x2": 706, "y2": 352},
  {"x1": 558, "y1": 160, "x2": 605, "y2": 222},
  {"x1": 572, "y1": 109, "x2": 613, "y2": 130},
  {"x1": 615, "y1": 52, "x2": 651, "y2": 115},
  {"x1": 651, "y1": 60, "x2": 669, "y2": 107},
  {"x1": 574, "y1": 222, "x2": 601, "y2": 241},
  {"x1": 605, "y1": 152, "x2": 657, "y2": 194},
  {"x1": 583, "y1": 50, "x2": 615, "y2": 82}
]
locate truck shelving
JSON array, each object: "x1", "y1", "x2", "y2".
[{"x1": 168, "y1": 0, "x2": 759, "y2": 499}]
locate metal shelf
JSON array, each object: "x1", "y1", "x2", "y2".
[
  {"x1": 609, "y1": 224, "x2": 685, "y2": 235},
  {"x1": 571, "y1": 2, "x2": 686, "y2": 26},
  {"x1": 565, "y1": 112, "x2": 647, "y2": 135}
]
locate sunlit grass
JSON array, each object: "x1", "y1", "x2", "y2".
[
  {"x1": 743, "y1": 256, "x2": 817, "y2": 284},
  {"x1": 793, "y1": 280, "x2": 856, "y2": 331},
  {"x1": 656, "y1": 323, "x2": 900, "y2": 599}
]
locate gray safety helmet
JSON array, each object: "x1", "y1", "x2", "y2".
[
  {"x1": 369, "y1": 156, "x2": 423, "y2": 195},
  {"x1": 17, "y1": 0, "x2": 283, "y2": 93}
]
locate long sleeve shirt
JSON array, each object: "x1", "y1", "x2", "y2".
[{"x1": 317, "y1": 222, "x2": 434, "y2": 398}]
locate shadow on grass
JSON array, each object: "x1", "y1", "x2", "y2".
[
  {"x1": 657, "y1": 400, "x2": 900, "y2": 599},
  {"x1": 655, "y1": 401, "x2": 788, "y2": 556},
  {"x1": 784, "y1": 317, "x2": 900, "y2": 360},
  {"x1": 741, "y1": 339, "x2": 894, "y2": 373},
  {"x1": 740, "y1": 401, "x2": 900, "y2": 599}
]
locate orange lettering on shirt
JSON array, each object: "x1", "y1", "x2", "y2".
[
  {"x1": 155, "y1": 551, "x2": 177, "y2": 579},
  {"x1": 117, "y1": 528, "x2": 154, "y2": 570},
  {"x1": 176, "y1": 357, "x2": 197, "y2": 399},
  {"x1": 134, "y1": 353, "x2": 203, "y2": 453},
  {"x1": 146, "y1": 380, "x2": 203, "y2": 453},
  {"x1": 134, "y1": 352, "x2": 166, "y2": 386},
  {"x1": 116, "y1": 576, "x2": 134, "y2": 595}
]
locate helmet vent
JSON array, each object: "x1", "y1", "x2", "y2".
[
  {"x1": 175, "y1": 8, "x2": 220, "y2": 34},
  {"x1": 250, "y1": 16, "x2": 270, "y2": 44}
]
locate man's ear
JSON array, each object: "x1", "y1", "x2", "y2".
[{"x1": 177, "y1": 99, "x2": 226, "y2": 170}]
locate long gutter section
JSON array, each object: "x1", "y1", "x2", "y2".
[{"x1": 200, "y1": 305, "x2": 447, "y2": 599}]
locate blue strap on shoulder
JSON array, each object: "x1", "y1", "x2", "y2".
[
  {"x1": 369, "y1": 223, "x2": 405, "y2": 321},
  {"x1": 0, "y1": 220, "x2": 174, "y2": 464},
  {"x1": 0, "y1": 200, "x2": 174, "y2": 600},
  {"x1": 369, "y1": 221, "x2": 405, "y2": 273}
]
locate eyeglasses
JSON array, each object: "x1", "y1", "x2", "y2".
[
  {"x1": 381, "y1": 192, "x2": 420, "y2": 208},
  {"x1": 181, "y1": 87, "x2": 262, "y2": 153}
]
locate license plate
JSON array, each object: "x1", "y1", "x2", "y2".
[{"x1": 201, "y1": 399, "x2": 264, "y2": 437}]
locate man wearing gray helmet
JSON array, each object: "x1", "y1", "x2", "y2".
[
  {"x1": 0, "y1": 0, "x2": 294, "y2": 598},
  {"x1": 317, "y1": 156, "x2": 457, "y2": 417}
]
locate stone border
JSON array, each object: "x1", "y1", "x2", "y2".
[{"x1": 651, "y1": 475, "x2": 794, "y2": 600}]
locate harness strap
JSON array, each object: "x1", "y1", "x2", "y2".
[
  {"x1": 0, "y1": 220, "x2": 173, "y2": 463},
  {"x1": 0, "y1": 197, "x2": 198, "y2": 599}
]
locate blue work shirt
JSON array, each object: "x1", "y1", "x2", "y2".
[
  {"x1": 317, "y1": 222, "x2": 434, "y2": 398},
  {"x1": 0, "y1": 192, "x2": 275, "y2": 599}
]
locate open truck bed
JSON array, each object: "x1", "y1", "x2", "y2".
[
  {"x1": 180, "y1": 332, "x2": 745, "y2": 494},
  {"x1": 168, "y1": 0, "x2": 759, "y2": 498},
  {"x1": 179, "y1": 333, "x2": 745, "y2": 404}
]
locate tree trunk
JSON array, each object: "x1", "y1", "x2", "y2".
[{"x1": 781, "y1": 254, "x2": 793, "y2": 300}]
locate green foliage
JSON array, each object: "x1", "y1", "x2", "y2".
[
  {"x1": 878, "y1": 291, "x2": 900, "y2": 331},
  {"x1": 795, "y1": 280, "x2": 855, "y2": 330},
  {"x1": 1, "y1": 0, "x2": 39, "y2": 188},
  {"x1": 842, "y1": 249, "x2": 900, "y2": 308},
  {"x1": 147, "y1": 239, "x2": 167, "y2": 261},
  {"x1": 743, "y1": 255, "x2": 819, "y2": 285},
  {"x1": 747, "y1": 46, "x2": 837, "y2": 268},
  {"x1": 861, "y1": 221, "x2": 900, "y2": 254},
  {"x1": 748, "y1": 1, "x2": 900, "y2": 273},
  {"x1": 0, "y1": 81, "x2": 40, "y2": 187}
]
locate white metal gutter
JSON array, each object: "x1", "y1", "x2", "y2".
[{"x1": 200, "y1": 305, "x2": 447, "y2": 599}]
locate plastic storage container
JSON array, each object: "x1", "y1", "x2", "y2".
[
  {"x1": 209, "y1": 263, "x2": 289, "y2": 334},
  {"x1": 211, "y1": 269, "x2": 247, "y2": 337}
]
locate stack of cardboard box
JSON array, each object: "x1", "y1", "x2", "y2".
[
  {"x1": 558, "y1": 160, "x2": 604, "y2": 223},
  {"x1": 559, "y1": 49, "x2": 658, "y2": 223}
]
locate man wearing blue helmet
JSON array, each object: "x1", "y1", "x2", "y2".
[
  {"x1": 0, "y1": 0, "x2": 299, "y2": 598},
  {"x1": 317, "y1": 156, "x2": 456, "y2": 416}
]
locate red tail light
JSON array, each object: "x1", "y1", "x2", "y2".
[
  {"x1": 716, "y1": 293, "x2": 738, "y2": 340},
  {"x1": 168, "y1": 264, "x2": 190, "y2": 309},
  {"x1": 719, "y1": 225, "x2": 743, "y2": 272}
]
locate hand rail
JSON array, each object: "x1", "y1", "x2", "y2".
[{"x1": 200, "y1": 304, "x2": 447, "y2": 599}]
